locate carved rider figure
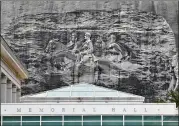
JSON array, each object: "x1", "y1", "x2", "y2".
[
  {"x1": 172, "y1": 53, "x2": 178, "y2": 91},
  {"x1": 72, "y1": 32, "x2": 94, "y2": 82},
  {"x1": 75, "y1": 32, "x2": 94, "y2": 65},
  {"x1": 93, "y1": 35, "x2": 105, "y2": 57},
  {"x1": 168, "y1": 52, "x2": 178, "y2": 91},
  {"x1": 44, "y1": 38, "x2": 58, "y2": 74},
  {"x1": 105, "y1": 33, "x2": 124, "y2": 62},
  {"x1": 67, "y1": 31, "x2": 77, "y2": 51}
]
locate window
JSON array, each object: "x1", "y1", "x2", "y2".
[
  {"x1": 102, "y1": 116, "x2": 123, "y2": 121},
  {"x1": 143, "y1": 115, "x2": 162, "y2": 126},
  {"x1": 3, "y1": 116, "x2": 21, "y2": 121},
  {"x1": 124, "y1": 116, "x2": 142, "y2": 126},
  {"x1": 103, "y1": 121, "x2": 123, "y2": 126},
  {"x1": 41, "y1": 116, "x2": 62, "y2": 126},
  {"x1": 64, "y1": 122, "x2": 81, "y2": 126},
  {"x1": 64, "y1": 116, "x2": 82, "y2": 126},
  {"x1": 163, "y1": 116, "x2": 178, "y2": 121},
  {"x1": 102, "y1": 116, "x2": 123, "y2": 126},
  {"x1": 3, "y1": 122, "x2": 21, "y2": 126},
  {"x1": 144, "y1": 122, "x2": 162, "y2": 126},
  {"x1": 2, "y1": 116, "x2": 21, "y2": 126},
  {"x1": 22, "y1": 122, "x2": 40, "y2": 126},
  {"x1": 22, "y1": 116, "x2": 40, "y2": 121},
  {"x1": 163, "y1": 122, "x2": 179, "y2": 126},
  {"x1": 125, "y1": 116, "x2": 142, "y2": 121},
  {"x1": 2, "y1": 114, "x2": 178, "y2": 126},
  {"x1": 64, "y1": 116, "x2": 81, "y2": 121},
  {"x1": 144, "y1": 116, "x2": 161, "y2": 121},
  {"x1": 83, "y1": 116, "x2": 101, "y2": 126},
  {"x1": 83, "y1": 116, "x2": 100, "y2": 121},
  {"x1": 163, "y1": 115, "x2": 179, "y2": 126},
  {"x1": 42, "y1": 122, "x2": 62, "y2": 126},
  {"x1": 125, "y1": 122, "x2": 142, "y2": 126},
  {"x1": 22, "y1": 116, "x2": 40, "y2": 126},
  {"x1": 83, "y1": 121, "x2": 101, "y2": 126},
  {"x1": 42, "y1": 116, "x2": 62, "y2": 121}
]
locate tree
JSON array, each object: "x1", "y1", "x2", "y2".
[
  {"x1": 155, "y1": 89, "x2": 179, "y2": 108},
  {"x1": 167, "y1": 89, "x2": 179, "y2": 108}
]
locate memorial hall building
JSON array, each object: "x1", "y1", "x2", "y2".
[{"x1": 1, "y1": 36, "x2": 178, "y2": 126}]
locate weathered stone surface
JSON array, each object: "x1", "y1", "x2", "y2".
[{"x1": 1, "y1": 1, "x2": 177, "y2": 101}]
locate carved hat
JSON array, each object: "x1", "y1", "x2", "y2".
[
  {"x1": 85, "y1": 32, "x2": 91, "y2": 37},
  {"x1": 108, "y1": 31, "x2": 118, "y2": 37},
  {"x1": 70, "y1": 30, "x2": 77, "y2": 36}
]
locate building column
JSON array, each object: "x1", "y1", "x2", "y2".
[
  {"x1": 12, "y1": 85, "x2": 17, "y2": 103},
  {"x1": 16, "y1": 88, "x2": 21, "y2": 103},
  {"x1": 6, "y1": 80, "x2": 12, "y2": 103},
  {"x1": 1, "y1": 74, "x2": 7, "y2": 103}
]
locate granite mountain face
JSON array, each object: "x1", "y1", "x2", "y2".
[{"x1": 2, "y1": 1, "x2": 177, "y2": 102}]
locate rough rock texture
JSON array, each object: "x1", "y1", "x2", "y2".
[
  {"x1": 1, "y1": 1, "x2": 178, "y2": 102},
  {"x1": 2, "y1": 1, "x2": 178, "y2": 47}
]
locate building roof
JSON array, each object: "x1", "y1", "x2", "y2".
[
  {"x1": 1, "y1": 36, "x2": 28, "y2": 79},
  {"x1": 21, "y1": 83, "x2": 145, "y2": 102}
]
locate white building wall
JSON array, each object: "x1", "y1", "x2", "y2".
[{"x1": 1, "y1": 103, "x2": 178, "y2": 115}]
